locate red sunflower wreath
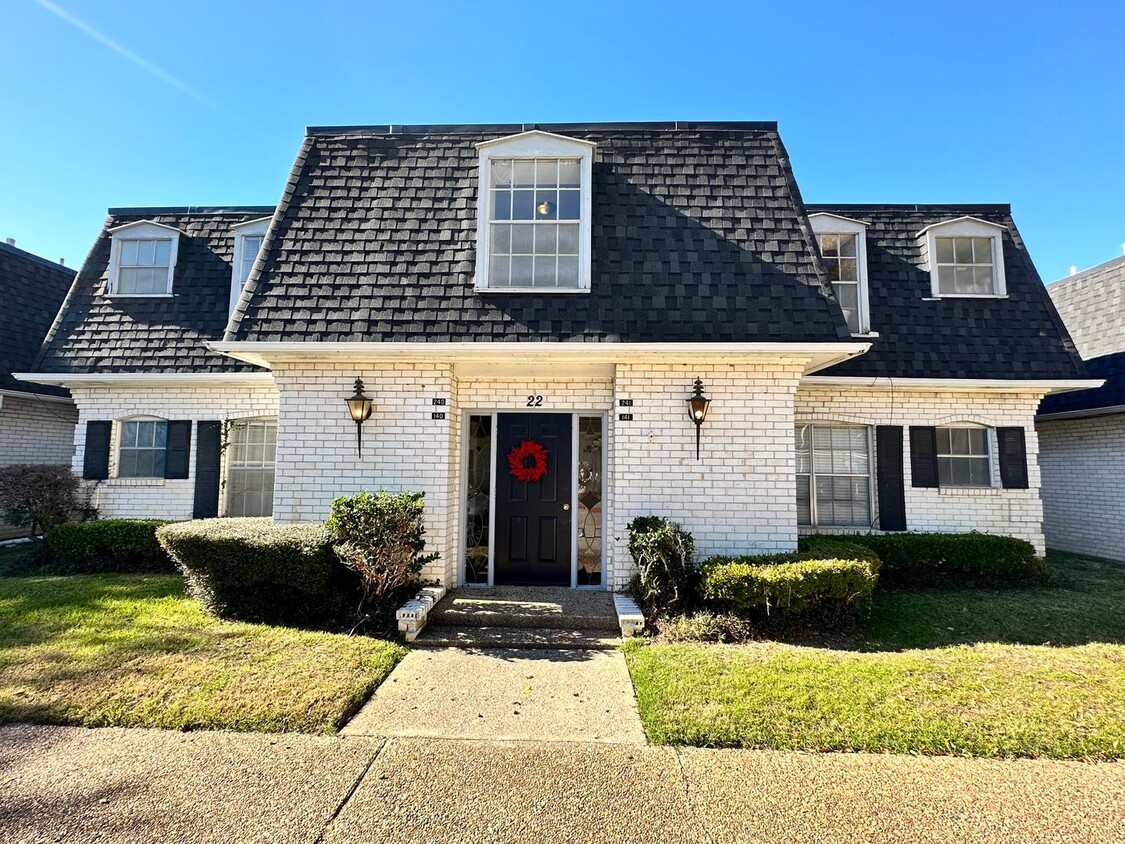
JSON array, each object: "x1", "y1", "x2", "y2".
[{"x1": 507, "y1": 439, "x2": 549, "y2": 483}]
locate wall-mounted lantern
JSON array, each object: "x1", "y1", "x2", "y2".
[
  {"x1": 345, "y1": 377, "x2": 374, "y2": 457},
  {"x1": 686, "y1": 377, "x2": 711, "y2": 460}
]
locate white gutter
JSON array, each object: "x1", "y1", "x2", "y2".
[
  {"x1": 13, "y1": 371, "x2": 275, "y2": 387},
  {"x1": 1037, "y1": 404, "x2": 1125, "y2": 422},
  {"x1": 801, "y1": 375, "x2": 1105, "y2": 394},
  {"x1": 206, "y1": 340, "x2": 872, "y2": 375},
  {"x1": 0, "y1": 388, "x2": 74, "y2": 404}
]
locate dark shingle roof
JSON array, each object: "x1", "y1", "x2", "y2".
[
  {"x1": 229, "y1": 123, "x2": 851, "y2": 343},
  {"x1": 0, "y1": 241, "x2": 75, "y2": 396},
  {"x1": 809, "y1": 205, "x2": 1086, "y2": 380},
  {"x1": 1046, "y1": 255, "x2": 1125, "y2": 360},
  {"x1": 37, "y1": 208, "x2": 274, "y2": 374},
  {"x1": 1038, "y1": 352, "x2": 1125, "y2": 416}
]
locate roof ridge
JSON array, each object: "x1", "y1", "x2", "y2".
[
  {"x1": 305, "y1": 120, "x2": 779, "y2": 136},
  {"x1": 805, "y1": 203, "x2": 1012, "y2": 213},
  {"x1": 106, "y1": 205, "x2": 277, "y2": 215},
  {"x1": 0, "y1": 239, "x2": 74, "y2": 273},
  {"x1": 1048, "y1": 253, "x2": 1125, "y2": 287}
]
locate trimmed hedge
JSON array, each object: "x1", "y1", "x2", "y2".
[
  {"x1": 700, "y1": 551, "x2": 879, "y2": 627},
  {"x1": 799, "y1": 532, "x2": 1045, "y2": 587},
  {"x1": 156, "y1": 518, "x2": 359, "y2": 628},
  {"x1": 46, "y1": 519, "x2": 175, "y2": 573}
]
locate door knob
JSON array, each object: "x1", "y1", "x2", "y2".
[{"x1": 562, "y1": 503, "x2": 570, "y2": 511}]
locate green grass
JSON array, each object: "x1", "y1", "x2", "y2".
[
  {"x1": 0, "y1": 542, "x2": 42, "y2": 577},
  {"x1": 625, "y1": 551, "x2": 1125, "y2": 759},
  {"x1": 0, "y1": 574, "x2": 406, "y2": 733}
]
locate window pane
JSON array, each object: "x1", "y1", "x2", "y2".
[
  {"x1": 968, "y1": 428, "x2": 987, "y2": 455},
  {"x1": 800, "y1": 425, "x2": 871, "y2": 527},
  {"x1": 557, "y1": 256, "x2": 579, "y2": 287},
  {"x1": 968, "y1": 457, "x2": 990, "y2": 486},
  {"x1": 491, "y1": 223, "x2": 511, "y2": 254},
  {"x1": 935, "y1": 237, "x2": 955, "y2": 264},
  {"x1": 120, "y1": 239, "x2": 139, "y2": 265},
  {"x1": 534, "y1": 224, "x2": 558, "y2": 255},
  {"x1": 512, "y1": 190, "x2": 534, "y2": 220},
  {"x1": 577, "y1": 416, "x2": 603, "y2": 586},
  {"x1": 511, "y1": 225, "x2": 534, "y2": 254},
  {"x1": 492, "y1": 190, "x2": 512, "y2": 220},
  {"x1": 796, "y1": 475, "x2": 811, "y2": 525},
  {"x1": 137, "y1": 239, "x2": 156, "y2": 265},
  {"x1": 533, "y1": 256, "x2": 556, "y2": 287},
  {"x1": 972, "y1": 237, "x2": 992, "y2": 264},
  {"x1": 489, "y1": 255, "x2": 510, "y2": 286},
  {"x1": 490, "y1": 159, "x2": 512, "y2": 187},
  {"x1": 953, "y1": 237, "x2": 974, "y2": 263},
  {"x1": 950, "y1": 427, "x2": 969, "y2": 454},
  {"x1": 937, "y1": 265, "x2": 956, "y2": 293},
  {"x1": 558, "y1": 159, "x2": 580, "y2": 188},
  {"x1": 558, "y1": 224, "x2": 579, "y2": 255},
  {"x1": 534, "y1": 191, "x2": 558, "y2": 220},
  {"x1": 837, "y1": 258, "x2": 857, "y2": 281},
  {"x1": 825, "y1": 259, "x2": 841, "y2": 282},
  {"x1": 464, "y1": 415, "x2": 492, "y2": 583},
  {"x1": 972, "y1": 265, "x2": 993, "y2": 293},
  {"x1": 535, "y1": 159, "x2": 559, "y2": 187},
  {"x1": 818, "y1": 234, "x2": 838, "y2": 257},
  {"x1": 835, "y1": 282, "x2": 859, "y2": 333},
  {"x1": 513, "y1": 160, "x2": 535, "y2": 187},
  {"x1": 838, "y1": 234, "x2": 857, "y2": 257},
  {"x1": 794, "y1": 426, "x2": 811, "y2": 474},
  {"x1": 558, "y1": 189, "x2": 580, "y2": 220},
  {"x1": 153, "y1": 421, "x2": 167, "y2": 448},
  {"x1": 511, "y1": 256, "x2": 534, "y2": 286}
]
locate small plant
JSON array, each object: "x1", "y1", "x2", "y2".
[
  {"x1": 657, "y1": 610, "x2": 754, "y2": 643},
  {"x1": 627, "y1": 515, "x2": 696, "y2": 615},
  {"x1": 326, "y1": 490, "x2": 439, "y2": 624},
  {"x1": 0, "y1": 465, "x2": 78, "y2": 538}
]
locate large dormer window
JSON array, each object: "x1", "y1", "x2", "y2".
[
  {"x1": 918, "y1": 217, "x2": 1007, "y2": 298},
  {"x1": 229, "y1": 217, "x2": 270, "y2": 315},
  {"x1": 107, "y1": 221, "x2": 181, "y2": 296},
  {"x1": 475, "y1": 131, "x2": 595, "y2": 292},
  {"x1": 809, "y1": 213, "x2": 871, "y2": 335}
]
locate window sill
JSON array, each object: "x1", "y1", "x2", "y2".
[
  {"x1": 851, "y1": 331, "x2": 880, "y2": 339},
  {"x1": 924, "y1": 294, "x2": 1008, "y2": 301},
  {"x1": 106, "y1": 293, "x2": 175, "y2": 299},
  {"x1": 937, "y1": 485, "x2": 1003, "y2": 495},
  {"x1": 107, "y1": 478, "x2": 167, "y2": 487},
  {"x1": 475, "y1": 286, "x2": 591, "y2": 294}
]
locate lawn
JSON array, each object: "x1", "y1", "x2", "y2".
[
  {"x1": 626, "y1": 551, "x2": 1125, "y2": 759},
  {"x1": 0, "y1": 572, "x2": 406, "y2": 733}
]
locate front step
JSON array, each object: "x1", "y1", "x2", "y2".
[
  {"x1": 428, "y1": 587, "x2": 619, "y2": 632},
  {"x1": 413, "y1": 624, "x2": 622, "y2": 651}
]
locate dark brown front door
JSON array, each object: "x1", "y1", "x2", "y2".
[{"x1": 494, "y1": 413, "x2": 572, "y2": 586}]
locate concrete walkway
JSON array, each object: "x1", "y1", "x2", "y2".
[
  {"x1": 3, "y1": 725, "x2": 1124, "y2": 843},
  {"x1": 343, "y1": 647, "x2": 646, "y2": 743}
]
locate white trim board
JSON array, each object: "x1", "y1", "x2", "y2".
[
  {"x1": 802, "y1": 375, "x2": 1105, "y2": 394},
  {"x1": 13, "y1": 371, "x2": 275, "y2": 387},
  {"x1": 0, "y1": 388, "x2": 74, "y2": 405}
]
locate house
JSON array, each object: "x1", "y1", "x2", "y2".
[
  {"x1": 1038, "y1": 252, "x2": 1125, "y2": 561},
  {"x1": 0, "y1": 240, "x2": 78, "y2": 538},
  {"x1": 18, "y1": 122, "x2": 1096, "y2": 588}
]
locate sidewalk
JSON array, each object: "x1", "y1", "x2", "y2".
[{"x1": 2, "y1": 723, "x2": 1123, "y2": 844}]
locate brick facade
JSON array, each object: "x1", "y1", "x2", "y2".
[
  {"x1": 0, "y1": 393, "x2": 78, "y2": 538},
  {"x1": 1037, "y1": 414, "x2": 1125, "y2": 561}
]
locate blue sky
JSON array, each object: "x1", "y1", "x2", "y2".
[{"x1": 2, "y1": 0, "x2": 1122, "y2": 281}]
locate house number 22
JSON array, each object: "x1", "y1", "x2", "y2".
[{"x1": 526, "y1": 395, "x2": 544, "y2": 407}]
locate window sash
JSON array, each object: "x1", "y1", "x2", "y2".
[
  {"x1": 116, "y1": 238, "x2": 173, "y2": 294},
  {"x1": 225, "y1": 419, "x2": 277, "y2": 517},
  {"x1": 796, "y1": 425, "x2": 873, "y2": 527},
  {"x1": 936, "y1": 426, "x2": 992, "y2": 487},
  {"x1": 118, "y1": 420, "x2": 168, "y2": 478},
  {"x1": 816, "y1": 232, "x2": 863, "y2": 333},
  {"x1": 934, "y1": 236, "x2": 996, "y2": 295},
  {"x1": 239, "y1": 235, "x2": 263, "y2": 284}
]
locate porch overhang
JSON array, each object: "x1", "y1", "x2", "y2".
[
  {"x1": 11, "y1": 371, "x2": 275, "y2": 388},
  {"x1": 205, "y1": 341, "x2": 872, "y2": 375}
]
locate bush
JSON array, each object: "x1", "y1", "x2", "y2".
[
  {"x1": 157, "y1": 518, "x2": 358, "y2": 629},
  {"x1": 656, "y1": 610, "x2": 754, "y2": 643},
  {"x1": 46, "y1": 519, "x2": 175, "y2": 573},
  {"x1": 699, "y1": 552, "x2": 879, "y2": 628},
  {"x1": 627, "y1": 515, "x2": 696, "y2": 615},
  {"x1": 326, "y1": 491, "x2": 438, "y2": 617},
  {"x1": 800, "y1": 532, "x2": 1045, "y2": 587},
  {"x1": 0, "y1": 465, "x2": 79, "y2": 537}
]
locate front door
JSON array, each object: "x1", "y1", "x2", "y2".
[{"x1": 494, "y1": 413, "x2": 572, "y2": 586}]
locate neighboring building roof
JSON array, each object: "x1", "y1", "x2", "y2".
[
  {"x1": 0, "y1": 240, "x2": 74, "y2": 396},
  {"x1": 1038, "y1": 351, "x2": 1125, "y2": 417},
  {"x1": 228, "y1": 122, "x2": 852, "y2": 344},
  {"x1": 1046, "y1": 254, "x2": 1125, "y2": 360},
  {"x1": 36, "y1": 207, "x2": 275, "y2": 374},
  {"x1": 809, "y1": 204, "x2": 1086, "y2": 381}
]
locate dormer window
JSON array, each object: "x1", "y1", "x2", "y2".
[
  {"x1": 229, "y1": 218, "x2": 270, "y2": 315},
  {"x1": 475, "y1": 131, "x2": 595, "y2": 292},
  {"x1": 107, "y1": 221, "x2": 181, "y2": 296},
  {"x1": 809, "y1": 213, "x2": 871, "y2": 335},
  {"x1": 918, "y1": 217, "x2": 1007, "y2": 298}
]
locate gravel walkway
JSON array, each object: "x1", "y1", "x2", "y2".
[{"x1": 3, "y1": 724, "x2": 1123, "y2": 843}]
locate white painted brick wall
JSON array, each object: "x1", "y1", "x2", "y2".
[
  {"x1": 0, "y1": 394, "x2": 77, "y2": 467},
  {"x1": 1037, "y1": 414, "x2": 1125, "y2": 561},
  {"x1": 67, "y1": 384, "x2": 279, "y2": 521},
  {"x1": 796, "y1": 386, "x2": 1047, "y2": 554}
]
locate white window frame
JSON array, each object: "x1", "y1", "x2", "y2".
[
  {"x1": 115, "y1": 416, "x2": 169, "y2": 479},
  {"x1": 474, "y1": 130, "x2": 596, "y2": 293},
  {"x1": 229, "y1": 217, "x2": 271, "y2": 316},
  {"x1": 107, "y1": 220, "x2": 181, "y2": 297},
  {"x1": 223, "y1": 416, "x2": 277, "y2": 517},
  {"x1": 809, "y1": 213, "x2": 872, "y2": 335},
  {"x1": 935, "y1": 423, "x2": 995, "y2": 488},
  {"x1": 917, "y1": 216, "x2": 1007, "y2": 299},
  {"x1": 795, "y1": 423, "x2": 876, "y2": 528}
]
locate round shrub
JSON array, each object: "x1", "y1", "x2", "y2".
[
  {"x1": 627, "y1": 515, "x2": 696, "y2": 615},
  {"x1": 156, "y1": 518, "x2": 360, "y2": 629},
  {"x1": 46, "y1": 519, "x2": 175, "y2": 573}
]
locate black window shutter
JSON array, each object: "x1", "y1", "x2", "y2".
[
  {"x1": 909, "y1": 426, "x2": 940, "y2": 488},
  {"x1": 997, "y1": 427, "x2": 1029, "y2": 489},
  {"x1": 193, "y1": 421, "x2": 222, "y2": 518},
  {"x1": 82, "y1": 421, "x2": 112, "y2": 480},
  {"x1": 875, "y1": 426, "x2": 907, "y2": 531},
  {"x1": 164, "y1": 421, "x2": 193, "y2": 480}
]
